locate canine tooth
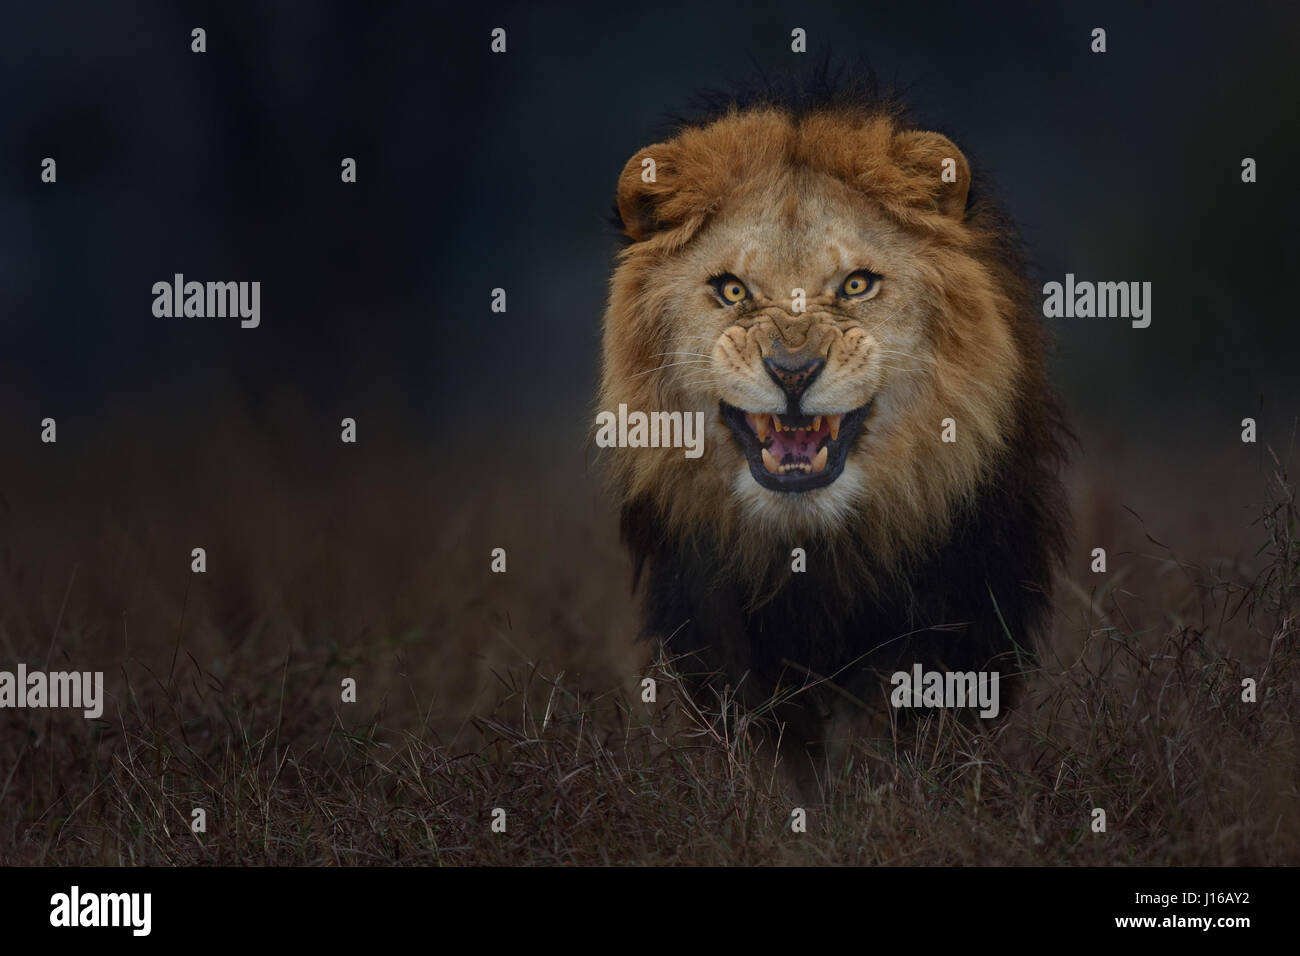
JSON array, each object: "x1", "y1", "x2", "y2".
[
  {"x1": 829, "y1": 414, "x2": 842, "y2": 441},
  {"x1": 755, "y1": 414, "x2": 769, "y2": 442},
  {"x1": 812, "y1": 446, "x2": 829, "y2": 473},
  {"x1": 812, "y1": 416, "x2": 821, "y2": 431},
  {"x1": 762, "y1": 448, "x2": 779, "y2": 473}
]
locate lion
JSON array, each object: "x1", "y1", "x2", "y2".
[{"x1": 598, "y1": 72, "x2": 1070, "y2": 792}]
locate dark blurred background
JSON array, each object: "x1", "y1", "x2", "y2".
[
  {"x1": 0, "y1": 1, "x2": 1297, "y2": 690},
  {"x1": 3, "y1": 0, "x2": 1297, "y2": 435}
]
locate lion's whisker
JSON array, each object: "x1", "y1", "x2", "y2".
[
  {"x1": 874, "y1": 349, "x2": 933, "y2": 363},
  {"x1": 862, "y1": 301, "x2": 911, "y2": 338},
  {"x1": 631, "y1": 360, "x2": 713, "y2": 378}
]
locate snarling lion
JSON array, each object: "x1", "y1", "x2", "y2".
[{"x1": 598, "y1": 72, "x2": 1070, "y2": 789}]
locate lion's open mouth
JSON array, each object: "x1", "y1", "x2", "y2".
[{"x1": 719, "y1": 401, "x2": 871, "y2": 492}]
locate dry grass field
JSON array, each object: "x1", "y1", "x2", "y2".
[{"x1": 0, "y1": 406, "x2": 1296, "y2": 865}]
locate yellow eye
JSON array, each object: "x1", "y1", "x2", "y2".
[
  {"x1": 841, "y1": 271, "x2": 878, "y2": 298},
  {"x1": 717, "y1": 276, "x2": 749, "y2": 304}
]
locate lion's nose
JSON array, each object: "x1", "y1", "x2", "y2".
[{"x1": 763, "y1": 357, "x2": 825, "y2": 406}]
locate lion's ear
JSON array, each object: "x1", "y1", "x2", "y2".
[
  {"x1": 891, "y1": 130, "x2": 971, "y2": 219},
  {"x1": 616, "y1": 142, "x2": 679, "y2": 241}
]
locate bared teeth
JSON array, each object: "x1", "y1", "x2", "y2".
[
  {"x1": 761, "y1": 448, "x2": 779, "y2": 473},
  {"x1": 764, "y1": 414, "x2": 830, "y2": 434},
  {"x1": 749, "y1": 410, "x2": 844, "y2": 445},
  {"x1": 811, "y1": 446, "x2": 828, "y2": 473}
]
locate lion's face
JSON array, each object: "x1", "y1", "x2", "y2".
[
  {"x1": 603, "y1": 108, "x2": 1025, "y2": 553},
  {"x1": 667, "y1": 170, "x2": 933, "y2": 505}
]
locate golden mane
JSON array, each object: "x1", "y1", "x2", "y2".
[{"x1": 599, "y1": 106, "x2": 1055, "y2": 588}]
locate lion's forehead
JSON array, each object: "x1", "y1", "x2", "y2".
[{"x1": 692, "y1": 183, "x2": 924, "y2": 292}]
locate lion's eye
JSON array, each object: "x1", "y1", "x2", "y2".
[
  {"x1": 713, "y1": 275, "x2": 749, "y2": 305},
  {"x1": 840, "y1": 271, "x2": 880, "y2": 298}
]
